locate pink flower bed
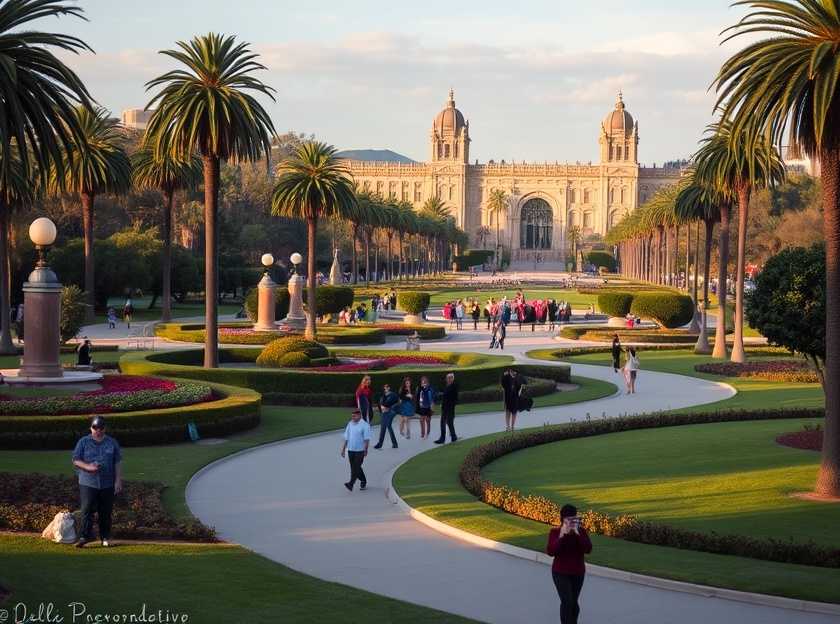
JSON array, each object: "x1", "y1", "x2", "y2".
[
  {"x1": 694, "y1": 360, "x2": 820, "y2": 383},
  {"x1": 310, "y1": 355, "x2": 448, "y2": 372}
]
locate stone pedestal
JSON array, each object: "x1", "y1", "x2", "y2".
[
  {"x1": 20, "y1": 267, "x2": 63, "y2": 378},
  {"x1": 329, "y1": 249, "x2": 341, "y2": 286},
  {"x1": 280, "y1": 273, "x2": 306, "y2": 331},
  {"x1": 607, "y1": 316, "x2": 627, "y2": 328},
  {"x1": 253, "y1": 273, "x2": 278, "y2": 332}
]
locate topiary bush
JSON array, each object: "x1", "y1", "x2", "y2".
[
  {"x1": 60, "y1": 285, "x2": 87, "y2": 342},
  {"x1": 630, "y1": 292, "x2": 694, "y2": 328},
  {"x1": 597, "y1": 292, "x2": 634, "y2": 317},
  {"x1": 255, "y1": 337, "x2": 329, "y2": 367},
  {"x1": 585, "y1": 250, "x2": 617, "y2": 272},
  {"x1": 244, "y1": 286, "x2": 291, "y2": 321},
  {"x1": 278, "y1": 351, "x2": 311, "y2": 368},
  {"x1": 311, "y1": 285, "x2": 354, "y2": 315},
  {"x1": 398, "y1": 291, "x2": 431, "y2": 314}
]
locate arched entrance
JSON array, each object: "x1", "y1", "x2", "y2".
[{"x1": 520, "y1": 197, "x2": 553, "y2": 250}]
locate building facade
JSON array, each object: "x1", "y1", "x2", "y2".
[
  {"x1": 121, "y1": 108, "x2": 153, "y2": 130},
  {"x1": 346, "y1": 90, "x2": 682, "y2": 265}
]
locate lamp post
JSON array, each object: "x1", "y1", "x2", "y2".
[
  {"x1": 20, "y1": 218, "x2": 63, "y2": 378},
  {"x1": 280, "y1": 252, "x2": 306, "y2": 332},
  {"x1": 253, "y1": 253, "x2": 278, "y2": 332}
]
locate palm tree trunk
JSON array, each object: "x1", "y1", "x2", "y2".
[
  {"x1": 387, "y1": 233, "x2": 394, "y2": 281},
  {"x1": 695, "y1": 220, "x2": 714, "y2": 354},
  {"x1": 398, "y1": 232, "x2": 404, "y2": 281},
  {"x1": 305, "y1": 217, "x2": 318, "y2": 340},
  {"x1": 816, "y1": 146, "x2": 840, "y2": 497},
  {"x1": 202, "y1": 155, "x2": 220, "y2": 368},
  {"x1": 713, "y1": 203, "x2": 731, "y2": 359},
  {"x1": 364, "y1": 229, "x2": 370, "y2": 286},
  {"x1": 674, "y1": 224, "x2": 680, "y2": 289},
  {"x1": 0, "y1": 202, "x2": 15, "y2": 354},
  {"x1": 731, "y1": 184, "x2": 750, "y2": 363},
  {"x1": 81, "y1": 190, "x2": 96, "y2": 323},
  {"x1": 686, "y1": 223, "x2": 692, "y2": 294},
  {"x1": 351, "y1": 224, "x2": 359, "y2": 284},
  {"x1": 161, "y1": 189, "x2": 175, "y2": 322}
]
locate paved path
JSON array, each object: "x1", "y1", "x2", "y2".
[{"x1": 186, "y1": 333, "x2": 836, "y2": 623}]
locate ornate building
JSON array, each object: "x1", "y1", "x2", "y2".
[{"x1": 346, "y1": 90, "x2": 682, "y2": 265}]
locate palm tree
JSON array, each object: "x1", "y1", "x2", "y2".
[
  {"x1": 393, "y1": 201, "x2": 416, "y2": 280},
  {"x1": 486, "y1": 189, "x2": 508, "y2": 268},
  {"x1": 421, "y1": 196, "x2": 451, "y2": 274},
  {"x1": 145, "y1": 33, "x2": 276, "y2": 367},
  {"x1": 694, "y1": 122, "x2": 784, "y2": 362},
  {"x1": 713, "y1": 0, "x2": 840, "y2": 497},
  {"x1": 131, "y1": 149, "x2": 202, "y2": 321},
  {"x1": 567, "y1": 225, "x2": 582, "y2": 269},
  {"x1": 350, "y1": 191, "x2": 376, "y2": 283},
  {"x1": 272, "y1": 141, "x2": 357, "y2": 339},
  {"x1": 0, "y1": 0, "x2": 94, "y2": 186},
  {"x1": 50, "y1": 106, "x2": 131, "y2": 322}
]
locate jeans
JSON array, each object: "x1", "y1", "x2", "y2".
[
  {"x1": 438, "y1": 407, "x2": 456, "y2": 441},
  {"x1": 347, "y1": 451, "x2": 366, "y2": 487},
  {"x1": 376, "y1": 410, "x2": 398, "y2": 447},
  {"x1": 552, "y1": 572, "x2": 584, "y2": 624},
  {"x1": 79, "y1": 485, "x2": 115, "y2": 541}
]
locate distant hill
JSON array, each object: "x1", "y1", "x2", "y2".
[{"x1": 336, "y1": 149, "x2": 416, "y2": 163}]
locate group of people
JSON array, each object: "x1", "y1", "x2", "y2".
[
  {"x1": 442, "y1": 298, "x2": 483, "y2": 330},
  {"x1": 106, "y1": 298, "x2": 134, "y2": 329},
  {"x1": 611, "y1": 335, "x2": 641, "y2": 394}
]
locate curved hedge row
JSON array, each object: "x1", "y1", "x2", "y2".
[
  {"x1": 156, "y1": 322, "x2": 387, "y2": 345},
  {"x1": 559, "y1": 326, "x2": 699, "y2": 343},
  {"x1": 459, "y1": 408, "x2": 837, "y2": 568},
  {"x1": 597, "y1": 292, "x2": 634, "y2": 317},
  {"x1": 121, "y1": 348, "x2": 516, "y2": 397},
  {"x1": 630, "y1": 292, "x2": 694, "y2": 328},
  {"x1": 0, "y1": 379, "x2": 261, "y2": 450},
  {"x1": 528, "y1": 344, "x2": 790, "y2": 360}
]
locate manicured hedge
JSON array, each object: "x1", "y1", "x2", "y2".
[
  {"x1": 585, "y1": 251, "x2": 617, "y2": 272},
  {"x1": 156, "y1": 322, "x2": 387, "y2": 345},
  {"x1": 597, "y1": 292, "x2": 634, "y2": 317},
  {"x1": 121, "y1": 348, "x2": 514, "y2": 397},
  {"x1": 630, "y1": 293, "x2": 694, "y2": 328},
  {"x1": 460, "y1": 408, "x2": 836, "y2": 568},
  {"x1": 559, "y1": 325, "x2": 699, "y2": 343},
  {"x1": 244, "y1": 286, "x2": 291, "y2": 322},
  {"x1": 244, "y1": 285, "x2": 354, "y2": 320},
  {"x1": 0, "y1": 380, "x2": 261, "y2": 450},
  {"x1": 529, "y1": 344, "x2": 790, "y2": 360},
  {"x1": 398, "y1": 291, "x2": 431, "y2": 314},
  {"x1": 376, "y1": 323, "x2": 446, "y2": 339}
]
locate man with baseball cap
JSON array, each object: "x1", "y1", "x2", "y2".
[{"x1": 72, "y1": 415, "x2": 123, "y2": 547}]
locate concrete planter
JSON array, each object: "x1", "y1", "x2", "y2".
[{"x1": 607, "y1": 316, "x2": 627, "y2": 327}]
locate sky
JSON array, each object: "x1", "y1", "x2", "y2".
[{"x1": 51, "y1": 1, "x2": 752, "y2": 165}]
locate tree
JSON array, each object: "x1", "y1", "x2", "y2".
[
  {"x1": 131, "y1": 149, "x2": 201, "y2": 321},
  {"x1": 747, "y1": 244, "x2": 825, "y2": 386},
  {"x1": 145, "y1": 33, "x2": 276, "y2": 368},
  {"x1": 486, "y1": 189, "x2": 508, "y2": 266},
  {"x1": 713, "y1": 0, "x2": 840, "y2": 496},
  {"x1": 0, "y1": 0, "x2": 93, "y2": 186},
  {"x1": 567, "y1": 225, "x2": 582, "y2": 267},
  {"x1": 271, "y1": 141, "x2": 357, "y2": 340}
]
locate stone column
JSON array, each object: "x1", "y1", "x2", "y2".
[
  {"x1": 253, "y1": 273, "x2": 278, "y2": 332},
  {"x1": 20, "y1": 267, "x2": 63, "y2": 378},
  {"x1": 281, "y1": 272, "x2": 306, "y2": 331}
]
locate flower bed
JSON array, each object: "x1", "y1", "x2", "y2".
[
  {"x1": 0, "y1": 472, "x2": 214, "y2": 541},
  {"x1": 309, "y1": 354, "x2": 448, "y2": 372},
  {"x1": 776, "y1": 428, "x2": 822, "y2": 451},
  {"x1": 0, "y1": 376, "x2": 213, "y2": 416},
  {"x1": 695, "y1": 360, "x2": 820, "y2": 383}
]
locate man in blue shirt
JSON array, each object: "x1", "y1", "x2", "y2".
[
  {"x1": 72, "y1": 416, "x2": 123, "y2": 547},
  {"x1": 340, "y1": 409, "x2": 371, "y2": 491}
]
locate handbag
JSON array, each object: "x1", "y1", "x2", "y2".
[{"x1": 517, "y1": 395, "x2": 534, "y2": 412}]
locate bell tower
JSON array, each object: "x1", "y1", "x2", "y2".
[{"x1": 430, "y1": 89, "x2": 470, "y2": 163}]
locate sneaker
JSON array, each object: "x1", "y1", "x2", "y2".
[
  {"x1": 433, "y1": 439, "x2": 444, "y2": 444},
  {"x1": 360, "y1": 483, "x2": 367, "y2": 491},
  {"x1": 101, "y1": 539, "x2": 111, "y2": 547},
  {"x1": 392, "y1": 444, "x2": 399, "y2": 449},
  {"x1": 344, "y1": 482, "x2": 352, "y2": 492},
  {"x1": 373, "y1": 443, "x2": 382, "y2": 449}
]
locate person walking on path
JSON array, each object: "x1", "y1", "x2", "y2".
[
  {"x1": 355, "y1": 375, "x2": 374, "y2": 424},
  {"x1": 416, "y1": 376, "x2": 435, "y2": 439},
  {"x1": 122, "y1": 297, "x2": 134, "y2": 329},
  {"x1": 107, "y1": 307, "x2": 117, "y2": 329},
  {"x1": 76, "y1": 338, "x2": 93, "y2": 366},
  {"x1": 501, "y1": 368, "x2": 524, "y2": 431},
  {"x1": 548, "y1": 299, "x2": 558, "y2": 332},
  {"x1": 611, "y1": 335, "x2": 622, "y2": 373},
  {"x1": 496, "y1": 318, "x2": 507, "y2": 350},
  {"x1": 373, "y1": 383, "x2": 399, "y2": 449},
  {"x1": 398, "y1": 377, "x2": 416, "y2": 439},
  {"x1": 340, "y1": 409, "x2": 371, "y2": 491},
  {"x1": 624, "y1": 347, "x2": 640, "y2": 394},
  {"x1": 72, "y1": 416, "x2": 123, "y2": 548},
  {"x1": 434, "y1": 373, "x2": 459, "y2": 444},
  {"x1": 547, "y1": 503, "x2": 592, "y2": 624},
  {"x1": 455, "y1": 299, "x2": 465, "y2": 330},
  {"x1": 470, "y1": 300, "x2": 480, "y2": 330}
]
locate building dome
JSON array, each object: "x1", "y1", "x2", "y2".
[
  {"x1": 603, "y1": 92, "x2": 635, "y2": 135},
  {"x1": 433, "y1": 89, "x2": 466, "y2": 134}
]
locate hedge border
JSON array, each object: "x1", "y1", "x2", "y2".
[
  {"x1": 459, "y1": 408, "x2": 837, "y2": 568},
  {"x1": 120, "y1": 348, "x2": 516, "y2": 397},
  {"x1": 528, "y1": 344, "x2": 790, "y2": 360},
  {"x1": 0, "y1": 379, "x2": 261, "y2": 449},
  {"x1": 560, "y1": 326, "x2": 700, "y2": 343},
  {"x1": 155, "y1": 322, "x2": 387, "y2": 345}
]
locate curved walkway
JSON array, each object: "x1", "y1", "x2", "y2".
[{"x1": 186, "y1": 333, "x2": 832, "y2": 623}]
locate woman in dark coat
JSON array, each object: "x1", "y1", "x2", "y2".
[{"x1": 611, "y1": 335, "x2": 622, "y2": 372}]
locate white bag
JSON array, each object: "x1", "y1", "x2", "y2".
[{"x1": 42, "y1": 511, "x2": 77, "y2": 544}]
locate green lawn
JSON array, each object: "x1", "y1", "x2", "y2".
[
  {"x1": 97, "y1": 296, "x2": 241, "y2": 323},
  {"x1": 534, "y1": 348, "x2": 824, "y2": 412},
  {"x1": 458, "y1": 375, "x2": 616, "y2": 415},
  {"x1": 426, "y1": 289, "x2": 597, "y2": 308},
  {"x1": 393, "y1": 420, "x2": 840, "y2": 604}
]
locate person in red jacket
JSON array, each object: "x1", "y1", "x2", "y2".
[{"x1": 546, "y1": 504, "x2": 592, "y2": 624}]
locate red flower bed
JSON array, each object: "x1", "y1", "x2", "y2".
[
  {"x1": 309, "y1": 355, "x2": 448, "y2": 372},
  {"x1": 694, "y1": 360, "x2": 820, "y2": 383},
  {"x1": 776, "y1": 430, "x2": 822, "y2": 452}
]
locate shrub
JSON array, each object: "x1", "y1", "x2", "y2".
[
  {"x1": 312, "y1": 285, "x2": 354, "y2": 315},
  {"x1": 398, "y1": 291, "x2": 431, "y2": 314},
  {"x1": 278, "y1": 351, "x2": 312, "y2": 368},
  {"x1": 244, "y1": 287, "x2": 291, "y2": 322},
  {"x1": 375, "y1": 323, "x2": 446, "y2": 339},
  {"x1": 459, "y1": 408, "x2": 836, "y2": 568},
  {"x1": 597, "y1": 292, "x2": 634, "y2": 317},
  {"x1": 256, "y1": 337, "x2": 329, "y2": 367},
  {"x1": 528, "y1": 344, "x2": 790, "y2": 360},
  {"x1": 630, "y1": 293, "x2": 694, "y2": 328},
  {"x1": 695, "y1": 360, "x2": 820, "y2": 384},
  {"x1": 60, "y1": 285, "x2": 87, "y2": 342},
  {"x1": 585, "y1": 250, "x2": 617, "y2": 272}
]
